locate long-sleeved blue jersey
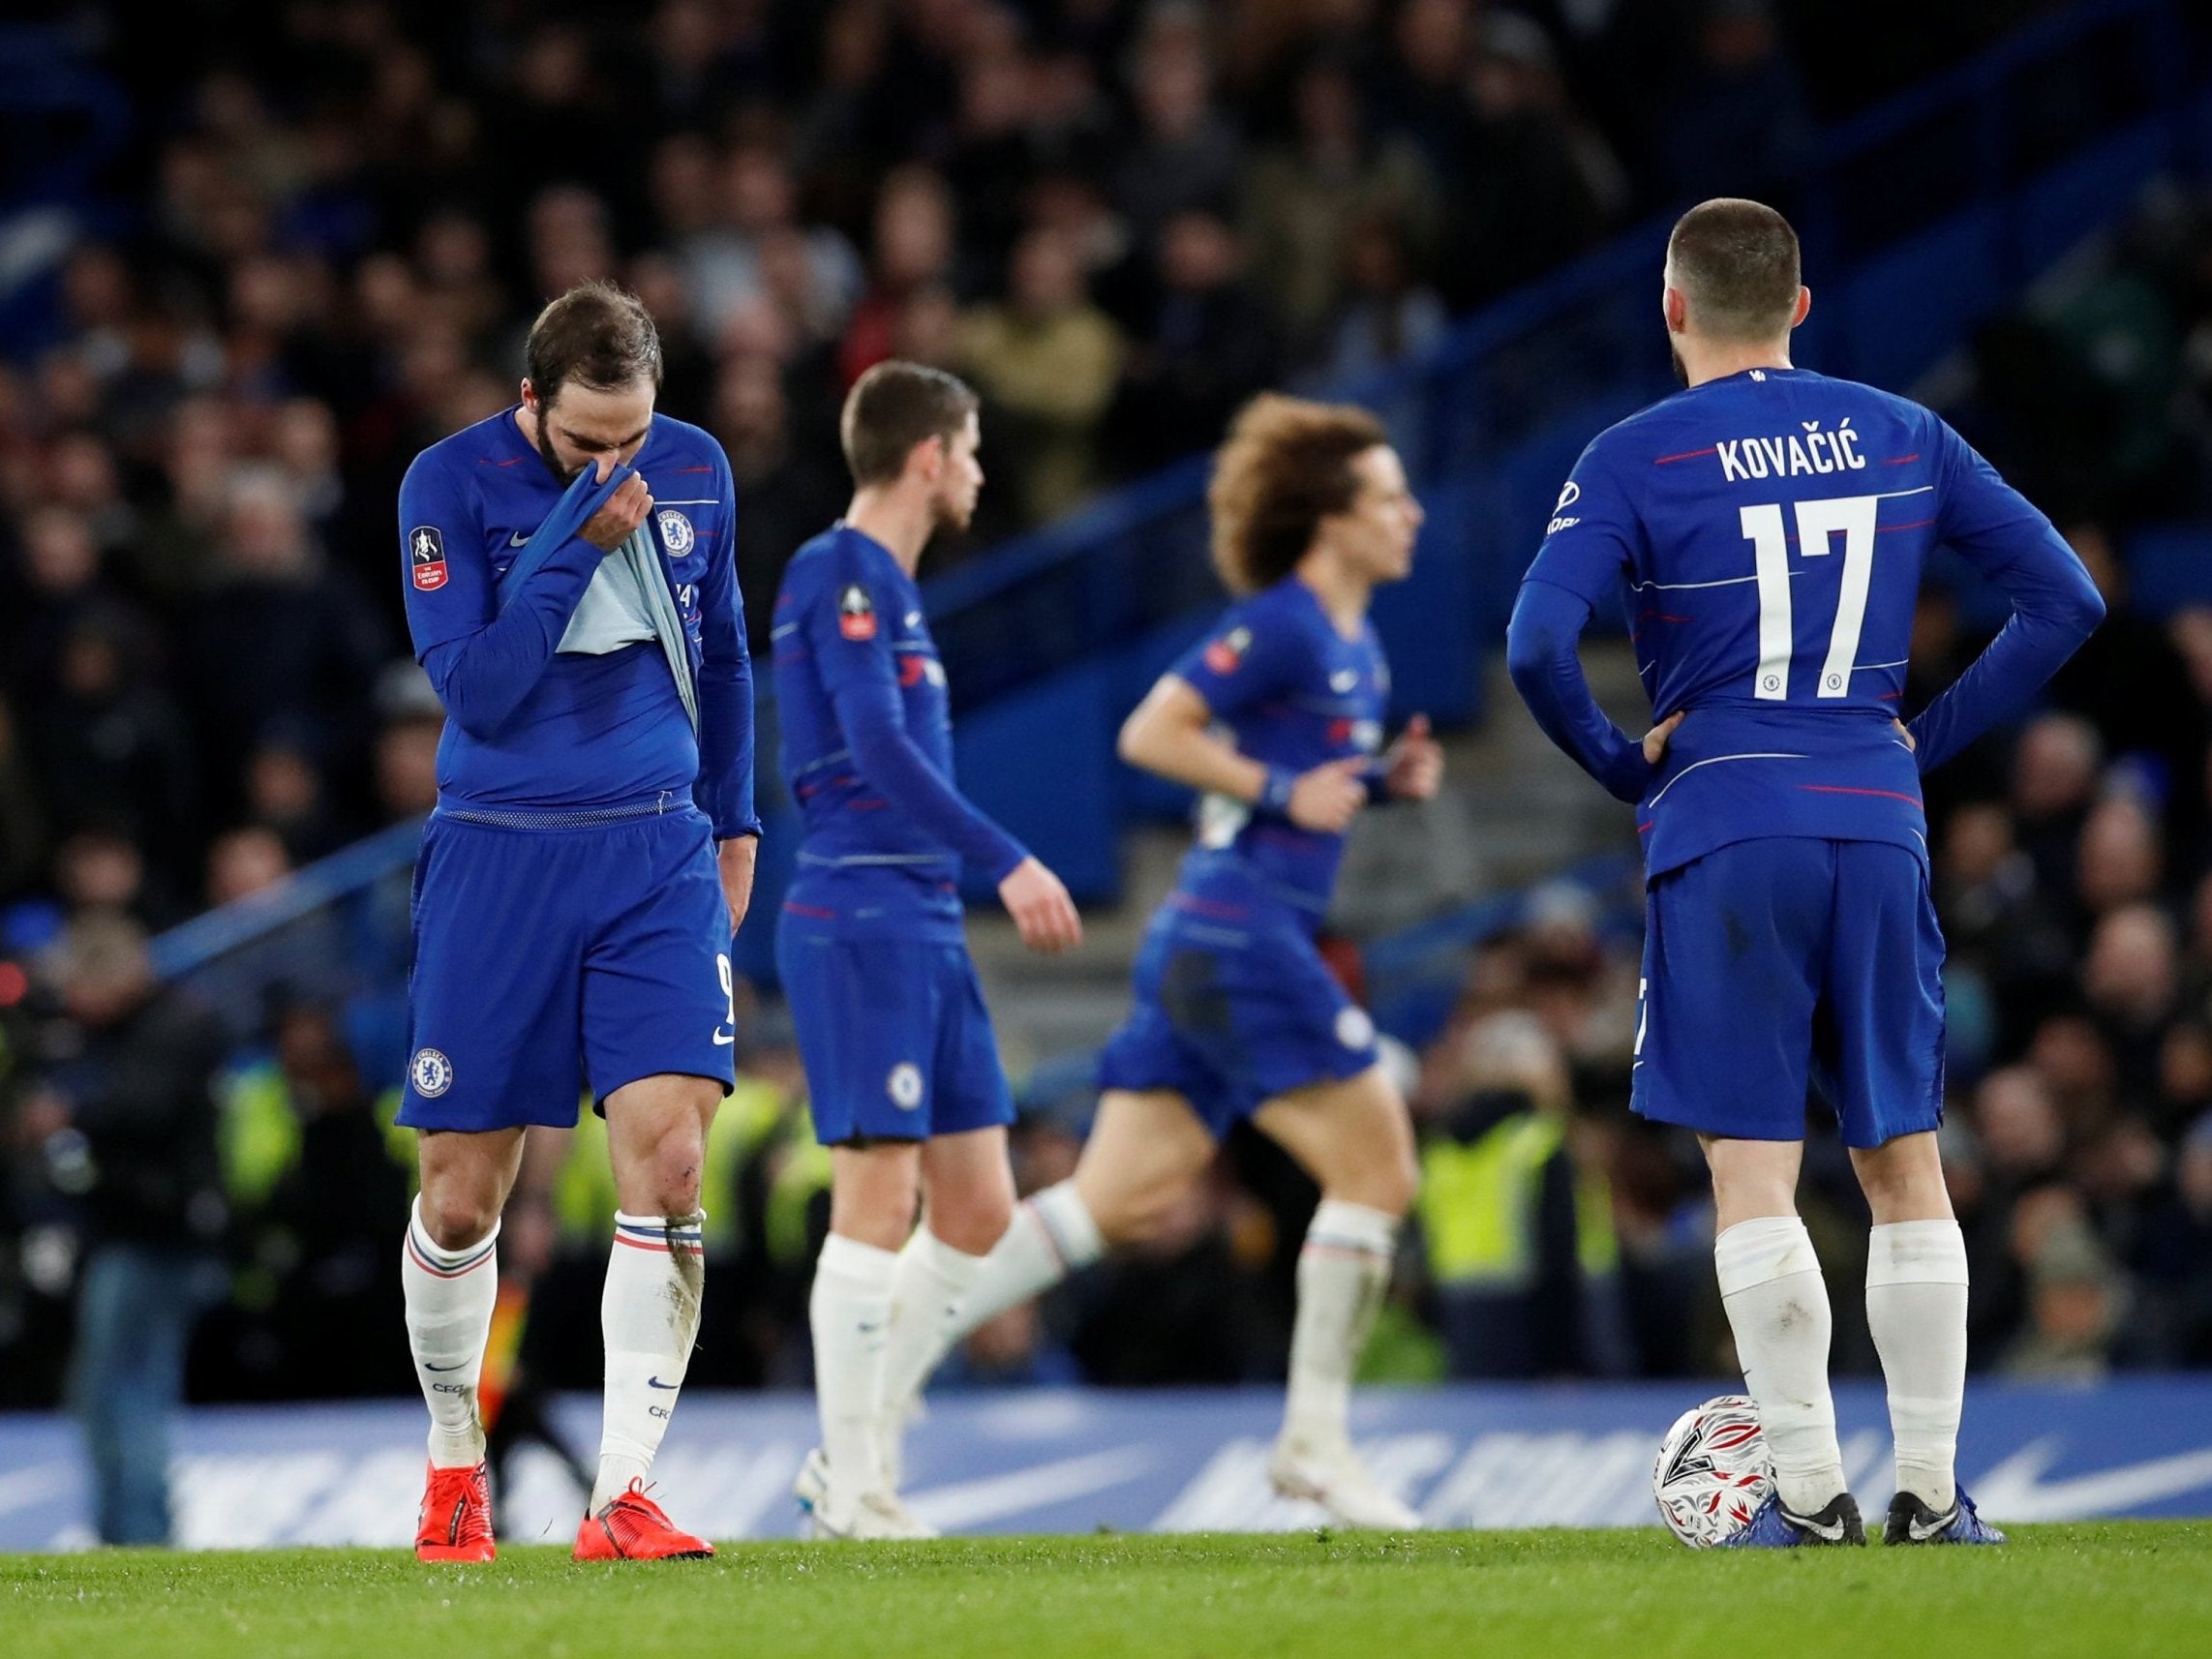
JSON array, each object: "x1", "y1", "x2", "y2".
[
  {"x1": 1169, "y1": 575, "x2": 1389, "y2": 923},
  {"x1": 1508, "y1": 367, "x2": 2104, "y2": 879},
  {"x1": 396, "y1": 407, "x2": 758, "y2": 839},
  {"x1": 773, "y1": 523, "x2": 1027, "y2": 941}
]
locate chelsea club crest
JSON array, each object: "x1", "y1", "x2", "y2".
[{"x1": 657, "y1": 508, "x2": 695, "y2": 557}]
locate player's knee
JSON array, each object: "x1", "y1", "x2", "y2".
[
  {"x1": 1372, "y1": 1143, "x2": 1421, "y2": 1218},
  {"x1": 633, "y1": 1124, "x2": 708, "y2": 1215},
  {"x1": 1090, "y1": 1179, "x2": 1180, "y2": 1248},
  {"x1": 419, "y1": 1190, "x2": 500, "y2": 1252},
  {"x1": 929, "y1": 1188, "x2": 1014, "y2": 1255}
]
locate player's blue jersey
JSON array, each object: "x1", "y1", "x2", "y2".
[
  {"x1": 397, "y1": 407, "x2": 755, "y2": 836},
  {"x1": 1169, "y1": 576, "x2": 1389, "y2": 923},
  {"x1": 1524, "y1": 366, "x2": 2079, "y2": 878},
  {"x1": 774, "y1": 524, "x2": 1019, "y2": 941}
]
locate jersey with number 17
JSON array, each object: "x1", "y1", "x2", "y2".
[{"x1": 1524, "y1": 365, "x2": 2076, "y2": 881}]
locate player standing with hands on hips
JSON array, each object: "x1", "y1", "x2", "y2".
[
  {"x1": 774, "y1": 362, "x2": 1082, "y2": 1539},
  {"x1": 395, "y1": 283, "x2": 760, "y2": 1563},
  {"x1": 1509, "y1": 200, "x2": 2104, "y2": 1547},
  {"x1": 872, "y1": 394, "x2": 1443, "y2": 1529}
]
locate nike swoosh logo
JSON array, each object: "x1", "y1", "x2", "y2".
[
  {"x1": 1909, "y1": 1509, "x2": 1956, "y2": 1541},
  {"x1": 647, "y1": 1376, "x2": 680, "y2": 1390},
  {"x1": 423, "y1": 1361, "x2": 470, "y2": 1372},
  {"x1": 1782, "y1": 1509, "x2": 1846, "y2": 1541},
  {"x1": 712, "y1": 1029, "x2": 736, "y2": 1046},
  {"x1": 509, "y1": 532, "x2": 530, "y2": 547}
]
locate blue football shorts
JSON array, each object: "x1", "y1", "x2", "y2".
[
  {"x1": 398, "y1": 807, "x2": 736, "y2": 1132},
  {"x1": 1632, "y1": 836, "x2": 1946, "y2": 1149},
  {"x1": 775, "y1": 918, "x2": 1015, "y2": 1146},
  {"x1": 1095, "y1": 892, "x2": 1379, "y2": 1138}
]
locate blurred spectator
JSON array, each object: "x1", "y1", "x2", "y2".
[
  {"x1": 253, "y1": 1005, "x2": 412, "y2": 1397},
  {"x1": 1111, "y1": 209, "x2": 1278, "y2": 475},
  {"x1": 1110, "y1": 6, "x2": 1244, "y2": 248},
  {"x1": 959, "y1": 228, "x2": 1125, "y2": 524},
  {"x1": 839, "y1": 166, "x2": 960, "y2": 389},
  {"x1": 374, "y1": 715, "x2": 444, "y2": 824},
  {"x1": 2082, "y1": 904, "x2": 2183, "y2": 1102},
  {"x1": 2011, "y1": 713, "x2": 2104, "y2": 903},
  {"x1": 34, "y1": 915, "x2": 228, "y2": 1544},
  {"x1": 1241, "y1": 56, "x2": 1437, "y2": 357},
  {"x1": 205, "y1": 827, "x2": 292, "y2": 910},
  {"x1": 1658, "y1": 0, "x2": 1815, "y2": 204},
  {"x1": 1412, "y1": 1010, "x2": 1627, "y2": 1378},
  {"x1": 1433, "y1": 8, "x2": 1615, "y2": 310},
  {"x1": 686, "y1": 141, "x2": 864, "y2": 343},
  {"x1": 713, "y1": 355, "x2": 845, "y2": 648},
  {"x1": 1312, "y1": 215, "x2": 1448, "y2": 387},
  {"x1": 2049, "y1": 524, "x2": 2207, "y2": 839},
  {"x1": 24, "y1": 620, "x2": 199, "y2": 889},
  {"x1": 50, "y1": 830, "x2": 178, "y2": 933},
  {"x1": 244, "y1": 744, "x2": 349, "y2": 866},
  {"x1": 185, "y1": 468, "x2": 387, "y2": 812}
]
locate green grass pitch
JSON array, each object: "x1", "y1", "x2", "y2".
[{"x1": 5, "y1": 1524, "x2": 2206, "y2": 1659}]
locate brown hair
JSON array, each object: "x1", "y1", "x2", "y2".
[
  {"x1": 840, "y1": 360, "x2": 980, "y2": 487},
  {"x1": 524, "y1": 280, "x2": 663, "y2": 405},
  {"x1": 1207, "y1": 393, "x2": 1388, "y2": 595},
  {"x1": 1665, "y1": 198, "x2": 1802, "y2": 342}
]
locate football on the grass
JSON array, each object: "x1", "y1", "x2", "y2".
[{"x1": 1652, "y1": 1394, "x2": 1774, "y2": 1548}]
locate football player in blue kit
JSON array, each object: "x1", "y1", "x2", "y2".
[
  {"x1": 394, "y1": 283, "x2": 760, "y2": 1563},
  {"x1": 873, "y1": 394, "x2": 1444, "y2": 1529},
  {"x1": 773, "y1": 362, "x2": 1083, "y2": 1539},
  {"x1": 1508, "y1": 200, "x2": 2105, "y2": 1547}
]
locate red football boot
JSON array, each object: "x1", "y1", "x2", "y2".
[
  {"x1": 415, "y1": 1461, "x2": 496, "y2": 1563},
  {"x1": 573, "y1": 1480, "x2": 714, "y2": 1561}
]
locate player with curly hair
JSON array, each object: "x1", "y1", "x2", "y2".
[{"x1": 873, "y1": 393, "x2": 1443, "y2": 1528}]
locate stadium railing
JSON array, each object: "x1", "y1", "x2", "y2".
[{"x1": 134, "y1": 0, "x2": 2212, "y2": 1062}]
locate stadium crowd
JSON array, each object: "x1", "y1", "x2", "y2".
[{"x1": 1, "y1": 0, "x2": 2196, "y2": 1414}]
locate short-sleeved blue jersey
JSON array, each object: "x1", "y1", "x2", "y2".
[
  {"x1": 397, "y1": 407, "x2": 756, "y2": 837},
  {"x1": 773, "y1": 524, "x2": 1024, "y2": 941},
  {"x1": 1169, "y1": 575, "x2": 1388, "y2": 922},
  {"x1": 1523, "y1": 367, "x2": 2093, "y2": 878}
]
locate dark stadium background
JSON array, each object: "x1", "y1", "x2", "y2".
[{"x1": 3, "y1": 0, "x2": 2212, "y2": 1437}]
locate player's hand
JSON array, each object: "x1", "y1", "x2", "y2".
[
  {"x1": 1288, "y1": 757, "x2": 1369, "y2": 832},
  {"x1": 580, "y1": 469, "x2": 653, "y2": 553},
  {"x1": 1894, "y1": 718, "x2": 1917, "y2": 753},
  {"x1": 1381, "y1": 713, "x2": 1443, "y2": 801},
  {"x1": 1000, "y1": 857, "x2": 1082, "y2": 954},
  {"x1": 1642, "y1": 711, "x2": 1686, "y2": 768},
  {"x1": 717, "y1": 835, "x2": 758, "y2": 935}
]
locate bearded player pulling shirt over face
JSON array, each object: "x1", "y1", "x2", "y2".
[{"x1": 394, "y1": 281, "x2": 760, "y2": 1564}]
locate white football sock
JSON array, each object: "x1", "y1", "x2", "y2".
[
  {"x1": 591, "y1": 1210, "x2": 706, "y2": 1511},
  {"x1": 401, "y1": 1194, "x2": 499, "y2": 1469},
  {"x1": 1283, "y1": 1199, "x2": 1399, "y2": 1446},
  {"x1": 876, "y1": 1227, "x2": 989, "y2": 1488},
  {"x1": 938, "y1": 1181, "x2": 1104, "y2": 1347},
  {"x1": 1715, "y1": 1215, "x2": 1846, "y2": 1515},
  {"x1": 810, "y1": 1230, "x2": 899, "y2": 1507},
  {"x1": 1865, "y1": 1220, "x2": 1969, "y2": 1512}
]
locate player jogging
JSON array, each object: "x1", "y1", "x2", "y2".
[
  {"x1": 1507, "y1": 199, "x2": 2104, "y2": 1547},
  {"x1": 395, "y1": 282, "x2": 760, "y2": 1563},
  {"x1": 879, "y1": 393, "x2": 1443, "y2": 1529},
  {"x1": 774, "y1": 361, "x2": 1083, "y2": 1539}
]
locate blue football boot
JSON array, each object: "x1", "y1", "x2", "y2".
[
  {"x1": 1884, "y1": 1485, "x2": 2006, "y2": 1545},
  {"x1": 1722, "y1": 1491, "x2": 1866, "y2": 1547}
]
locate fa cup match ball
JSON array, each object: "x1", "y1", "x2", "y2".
[{"x1": 1652, "y1": 1394, "x2": 1773, "y2": 1548}]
